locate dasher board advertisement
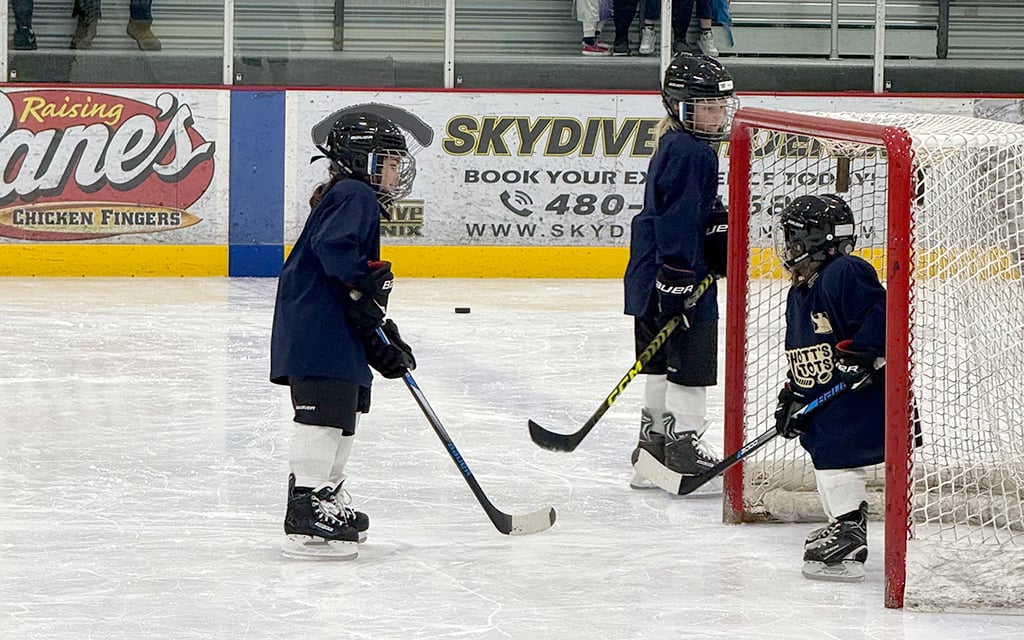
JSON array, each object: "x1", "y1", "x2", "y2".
[
  {"x1": 285, "y1": 91, "x2": 990, "y2": 249},
  {"x1": 0, "y1": 87, "x2": 229, "y2": 245}
]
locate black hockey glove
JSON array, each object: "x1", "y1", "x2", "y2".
[
  {"x1": 705, "y1": 196, "x2": 729, "y2": 280},
  {"x1": 362, "y1": 319, "x2": 416, "y2": 379},
  {"x1": 835, "y1": 339, "x2": 878, "y2": 389},
  {"x1": 344, "y1": 261, "x2": 394, "y2": 332},
  {"x1": 654, "y1": 264, "x2": 699, "y2": 329},
  {"x1": 774, "y1": 382, "x2": 808, "y2": 439}
]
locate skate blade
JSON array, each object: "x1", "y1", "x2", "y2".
[
  {"x1": 802, "y1": 560, "x2": 865, "y2": 582},
  {"x1": 281, "y1": 535, "x2": 358, "y2": 560}
]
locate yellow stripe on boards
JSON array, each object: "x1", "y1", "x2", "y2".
[
  {"x1": 381, "y1": 246, "x2": 630, "y2": 278},
  {"x1": 0, "y1": 245, "x2": 228, "y2": 276},
  {"x1": 283, "y1": 245, "x2": 630, "y2": 278}
]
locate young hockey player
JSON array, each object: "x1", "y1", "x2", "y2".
[
  {"x1": 623, "y1": 53, "x2": 737, "y2": 491},
  {"x1": 270, "y1": 111, "x2": 417, "y2": 560},
  {"x1": 772, "y1": 193, "x2": 886, "y2": 582}
]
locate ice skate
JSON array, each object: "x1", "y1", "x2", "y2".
[
  {"x1": 629, "y1": 409, "x2": 665, "y2": 489},
  {"x1": 663, "y1": 423, "x2": 720, "y2": 475},
  {"x1": 804, "y1": 522, "x2": 834, "y2": 549},
  {"x1": 327, "y1": 480, "x2": 369, "y2": 543},
  {"x1": 282, "y1": 482, "x2": 359, "y2": 560},
  {"x1": 802, "y1": 503, "x2": 868, "y2": 582},
  {"x1": 663, "y1": 417, "x2": 722, "y2": 495}
]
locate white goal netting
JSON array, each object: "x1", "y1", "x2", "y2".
[{"x1": 727, "y1": 110, "x2": 1024, "y2": 611}]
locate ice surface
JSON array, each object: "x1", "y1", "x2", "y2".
[{"x1": 1, "y1": 278, "x2": 1022, "y2": 639}]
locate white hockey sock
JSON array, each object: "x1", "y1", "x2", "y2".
[
  {"x1": 814, "y1": 467, "x2": 868, "y2": 519},
  {"x1": 664, "y1": 383, "x2": 708, "y2": 437},
  {"x1": 327, "y1": 431, "x2": 357, "y2": 488},
  {"x1": 643, "y1": 374, "x2": 669, "y2": 433},
  {"x1": 289, "y1": 423, "x2": 346, "y2": 489}
]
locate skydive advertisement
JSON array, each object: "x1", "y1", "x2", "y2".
[
  {"x1": 286, "y1": 91, "x2": 669, "y2": 247},
  {"x1": 285, "y1": 91, "x2": 994, "y2": 248}
]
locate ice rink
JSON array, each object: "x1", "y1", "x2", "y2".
[{"x1": 2, "y1": 277, "x2": 1022, "y2": 640}]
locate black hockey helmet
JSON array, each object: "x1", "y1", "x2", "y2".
[
  {"x1": 777, "y1": 194, "x2": 857, "y2": 283},
  {"x1": 661, "y1": 53, "x2": 739, "y2": 141},
  {"x1": 314, "y1": 112, "x2": 416, "y2": 205}
]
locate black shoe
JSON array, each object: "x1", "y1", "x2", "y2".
[
  {"x1": 13, "y1": 26, "x2": 37, "y2": 51},
  {"x1": 612, "y1": 40, "x2": 630, "y2": 56},
  {"x1": 672, "y1": 39, "x2": 700, "y2": 56}
]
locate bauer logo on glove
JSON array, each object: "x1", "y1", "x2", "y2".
[
  {"x1": 834, "y1": 339, "x2": 880, "y2": 389},
  {"x1": 655, "y1": 281, "x2": 695, "y2": 296}
]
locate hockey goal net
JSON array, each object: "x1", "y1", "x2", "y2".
[{"x1": 725, "y1": 108, "x2": 1024, "y2": 611}]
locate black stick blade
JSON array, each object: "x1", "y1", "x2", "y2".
[{"x1": 528, "y1": 419, "x2": 585, "y2": 452}]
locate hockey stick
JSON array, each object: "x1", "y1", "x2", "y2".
[
  {"x1": 377, "y1": 327, "x2": 556, "y2": 536},
  {"x1": 635, "y1": 381, "x2": 850, "y2": 495},
  {"x1": 528, "y1": 273, "x2": 716, "y2": 452}
]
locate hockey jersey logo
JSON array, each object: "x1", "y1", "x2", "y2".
[
  {"x1": 810, "y1": 312, "x2": 833, "y2": 334},
  {"x1": 785, "y1": 343, "x2": 835, "y2": 388}
]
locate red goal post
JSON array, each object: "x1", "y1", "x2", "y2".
[{"x1": 724, "y1": 107, "x2": 1024, "y2": 611}]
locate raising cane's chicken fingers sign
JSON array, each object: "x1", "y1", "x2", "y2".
[{"x1": 0, "y1": 90, "x2": 216, "y2": 242}]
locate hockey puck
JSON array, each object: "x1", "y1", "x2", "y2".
[{"x1": 454, "y1": 307, "x2": 471, "y2": 314}]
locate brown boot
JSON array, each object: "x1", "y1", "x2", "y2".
[
  {"x1": 70, "y1": 15, "x2": 97, "y2": 49},
  {"x1": 127, "y1": 19, "x2": 162, "y2": 51}
]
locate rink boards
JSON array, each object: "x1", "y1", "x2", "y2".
[{"x1": 0, "y1": 88, "x2": 1019, "y2": 277}]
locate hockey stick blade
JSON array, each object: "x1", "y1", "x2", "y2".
[
  {"x1": 528, "y1": 418, "x2": 589, "y2": 452},
  {"x1": 378, "y1": 328, "x2": 556, "y2": 535},
  {"x1": 634, "y1": 382, "x2": 849, "y2": 495},
  {"x1": 527, "y1": 274, "x2": 715, "y2": 452},
  {"x1": 505, "y1": 506, "x2": 558, "y2": 536}
]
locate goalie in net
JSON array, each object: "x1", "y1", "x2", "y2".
[{"x1": 772, "y1": 193, "x2": 889, "y2": 583}]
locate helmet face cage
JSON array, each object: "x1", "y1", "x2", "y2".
[
  {"x1": 775, "y1": 194, "x2": 857, "y2": 282},
  {"x1": 322, "y1": 113, "x2": 416, "y2": 205},
  {"x1": 674, "y1": 95, "x2": 740, "y2": 141},
  {"x1": 368, "y1": 149, "x2": 416, "y2": 206},
  {"x1": 661, "y1": 53, "x2": 738, "y2": 141}
]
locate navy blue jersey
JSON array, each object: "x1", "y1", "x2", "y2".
[
  {"x1": 623, "y1": 128, "x2": 720, "y2": 321},
  {"x1": 270, "y1": 179, "x2": 383, "y2": 387},
  {"x1": 784, "y1": 254, "x2": 887, "y2": 469}
]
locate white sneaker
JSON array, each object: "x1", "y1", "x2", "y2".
[
  {"x1": 698, "y1": 29, "x2": 718, "y2": 56},
  {"x1": 638, "y1": 26, "x2": 656, "y2": 56}
]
